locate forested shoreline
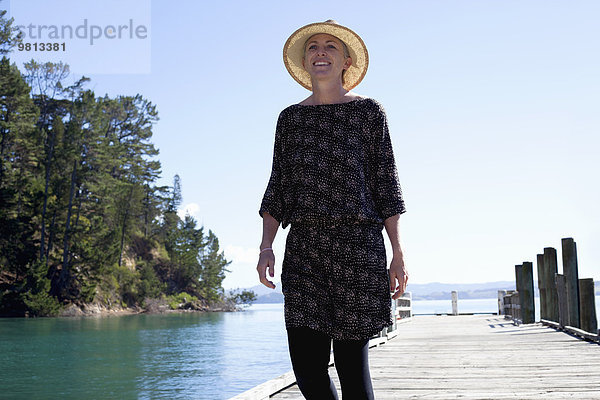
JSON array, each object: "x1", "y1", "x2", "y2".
[{"x1": 0, "y1": 10, "x2": 254, "y2": 317}]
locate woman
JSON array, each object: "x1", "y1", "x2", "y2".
[{"x1": 257, "y1": 20, "x2": 407, "y2": 400}]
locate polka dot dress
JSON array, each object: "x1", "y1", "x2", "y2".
[{"x1": 259, "y1": 97, "x2": 406, "y2": 340}]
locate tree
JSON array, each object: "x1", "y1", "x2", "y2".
[
  {"x1": 159, "y1": 174, "x2": 183, "y2": 261},
  {"x1": 0, "y1": 8, "x2": 23, "y2": 55},
  {"x1": 229, "y1": 289, "x2": 257, "y2": 306},
  {"x1": 93, "y1": 95, "x2": 160, "y2": 267},
  {"x1": 170, "y1": 174, "x2": 182, "y2": 211},
  {"x1": 54, "y1": 88, "x2": 95, "y2": 298},
  {"x1": 173, "y1": 214, "x2": 205, "y2": 293},
  {"x1": 23, "y1": 60, "x2": 70, "y2": 264},
  {"x1": 0, "y1": 56, "x2": 40, "y2": 311},
  {"x1": 0, "y1": 49, "x2": 236, "y2": 315},
  {"x1": 199, "y1": 229, "x2": 231, "y2": 301}
]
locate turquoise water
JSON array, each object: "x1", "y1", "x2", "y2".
[
  {"x1": 413, "y1": 298, "x2": 500, "y2": 315},
  {"x1": 1, "y1": 298, "x2": 598, "y2": 399},
  {"x1": 0, "y1": 304, "x2": 290, "y2": 400}
]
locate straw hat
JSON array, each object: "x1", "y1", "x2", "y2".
[{"x1": 283, "y1": 19, "x2": 369, "y2": 91}]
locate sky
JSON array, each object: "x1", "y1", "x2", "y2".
[{"x1": 6, "y1": 0, "x2": 600, "y2": 290}]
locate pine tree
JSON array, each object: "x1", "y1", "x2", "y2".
[
  {"x1": 0, "y1": 57, "x2": 41, "y2": 315},
  {"x1": 0, "y1": 9, "x2": 23, "y2": 55},
  {"x1": 199, "y1": 230, "x2": 231, "y2": 301},
  {"x1": 173, "y1": 214, "x2": 206, "y2": 293},
  {"x1": 0, "y1": 32, "x2": 234, "y2": 314},
  {"x1": 23, "y1": 60, "x2": 70, "y2": 264}
]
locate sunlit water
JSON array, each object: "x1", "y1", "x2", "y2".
[
  {"x1": 0, "y1": 304, "x2": 290, "y2": 400},
  {"x1": 1, "y1": 298, "x2": 598, "y2": 399},
  {"x1": 418, "y1": 296, "x2": 600, "y2": 323}
]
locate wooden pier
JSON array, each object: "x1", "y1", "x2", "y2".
[
  {"x1": 232, "y1": 237, "x2": 599, "y2": 399},
  {"x1": 236, "y1": 314, "x2": 600, "y2": 399}
]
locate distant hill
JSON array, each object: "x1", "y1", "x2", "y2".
[
  {"x1": 241, "y1": 280, "x2": 598, "y2": 303},
  {"x1": 243, "y1": 283, "x2": 284, "y2": 304},
  {"x1": 407, "y1": 281, "x2": 516, "y2": 300}
]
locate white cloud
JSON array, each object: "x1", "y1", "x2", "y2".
[
  {"x1": 221, "y1": 246, "x2": 260, "y2": 290},
  {"x1": 223, "y1": 245, "x2": 259, "y2": 264},
  {"x1": 221, "y1": 244, "x2": 285, "y2": 289}
]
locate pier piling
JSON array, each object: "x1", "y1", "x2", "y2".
[
  {"x1": 579, "y1": 278, "x2": 598, "y2": 334},
  {"x1": 542, "y1": 247, "x2": 559, "y2": 323},
  {"x1": 555, "y1": 274, "x2": 568, "y2": 327},
  {"x1": 451, "y1": 291, "x2": 458, "y2": 315},
  {"x1": 520, "y1": 261, "x2": 535, "y2": 324},
  {"x1": 536, "y1": 253, "x2": 546, "y2": 320},
  {"x1": 562, "y1": 238, "x2": 580, "y2": 328}
]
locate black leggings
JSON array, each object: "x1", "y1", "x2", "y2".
[{"x1": 287, "y1": 327, "x2": 374, "y2": 400}]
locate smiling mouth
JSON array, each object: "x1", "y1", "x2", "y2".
[{"x1": 313, "y1": 61, "x2": 331, "y2": 66}]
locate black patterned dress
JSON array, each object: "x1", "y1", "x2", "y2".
[{"x1": 259, "y1": 97, "x2": 406, "y2": 340}]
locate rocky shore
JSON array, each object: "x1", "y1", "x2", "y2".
[{"x1": 57, "y1": 297, "x2": 240, "y2": 317}]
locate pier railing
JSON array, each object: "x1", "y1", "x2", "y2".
[
  {"x1": 500, "y1": 237, "x2": 599, "y2": 343},
  {"x1": 371, "y1": 292, "x2": 413, "y2": 346},
  {"x1": 498, "y1": 290, "x2": 519, "y2": 321}
]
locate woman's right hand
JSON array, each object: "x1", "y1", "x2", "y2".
[{"x1": 257, "y1": 249, "x2": 276, "y2": 289}]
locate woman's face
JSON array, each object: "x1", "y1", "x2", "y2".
[{"x1": 302, "y1": 33, "x2": 352, "y2": 85}]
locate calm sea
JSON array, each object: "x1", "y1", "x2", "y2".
[{"x1": 1, "y1": 297, "x2": 598, "y2": 399}]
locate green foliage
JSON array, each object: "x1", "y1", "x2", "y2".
[
  {"x1": 110, "y1": 263, "x2": 138, "y2": 306},
  {"x1": 137, "y1": 261, "x2": 166, "y2": 299},
  {"x1": 22, "y1": 290, "x2": 62, "y2": 317},
  {"x1": 167, "y1": 292, "x2": 198, "y2": 310},
  {"x1": 229, "y1": 289, "x2": 257, "y2": 306},
  {"x1": 79, "y1": 280, "x2": 97, "y2": 304},
  {"x1": 0, "y1": 57, "x2": 40, "y2": 281},
  {"x1": 20, "y1": 260, "x2": 62, "y2": 316},
  {"x1": 0, "y1": 9, "x2": 24, "y2": 55},
  {"x1": 0, "y1": 58, "x2": 234, "y2": 317},
  {"x1": 198, "y1": 229, "x2": 231, "y2": 301},
  {"x1": 97, "y1": 268, "x2": 120, "y2": 306}
]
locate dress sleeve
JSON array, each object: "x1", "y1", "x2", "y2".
[
  {"x1": 370, "y1": 104, "x2": 406, "y2": 220},
  {"x1": 258, "y1": 112, "x2": 286, "y2": 224}
]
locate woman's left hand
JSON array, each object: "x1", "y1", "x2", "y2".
[{"x1": 389, "y1": 254, "x2": 408, "y2": 300}]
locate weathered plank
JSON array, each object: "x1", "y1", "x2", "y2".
[{"x1": 271, "y1": 315, "x2": 600, "y2": 399}]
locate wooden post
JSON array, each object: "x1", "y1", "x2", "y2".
[
  {"x1": 561, "y1": 238, "x2": 580, "y2": 328},
  {"x1": 579, "y1": 278, "x2": 598, "y2": 334},
  {"x1": 536, "y1": 253, "x2": 546, "y2": 321},
  {"x1": 515, "y1": 264, "x2": 523, "y2": 293},
  {"x1": 543, "y1": 248, "x2": 559, "y2": 322},
  {"x1": 503, "y1": 293, "x2": 513, "y2": 318},
  {"x1": 511, "y1": 292, "x2": 521, "y2": 323},
  {"x1": 555, "y1": 274, "x2": 568, "y2": 327},
  {"x1": 498, "y1": 290, "x2": 507, "y2": 315},
  {"x1": 451, "y1": 291, "x2": 458, "y2": 316},
  {"x1": 520, "y1": 262, "x2": 535, "y2": 324},
  {"x1": 515, "y1": 264, "x2": 523, "y2": 321},
  {"x1": 390, "y1": 296, "x2": 397, "y2": 332}
]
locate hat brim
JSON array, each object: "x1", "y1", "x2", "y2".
[{"x1": 283, "y1": 21, "x2": 369, "y2": 91}]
